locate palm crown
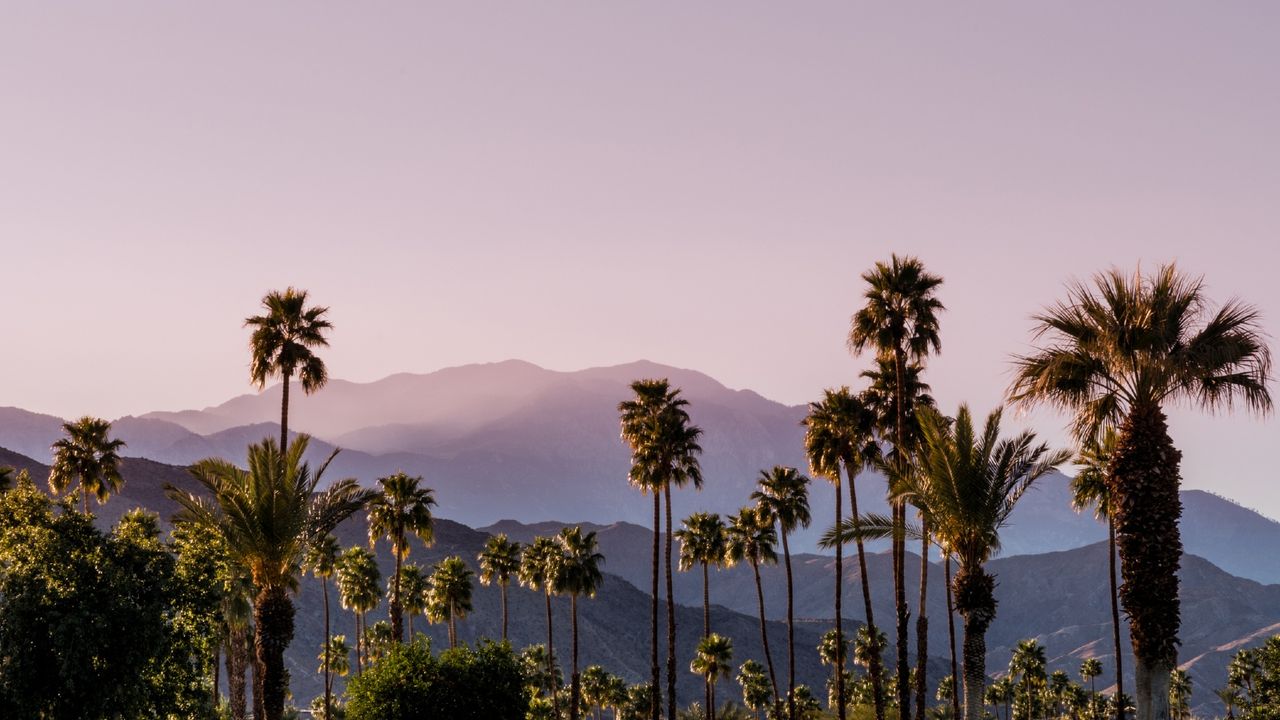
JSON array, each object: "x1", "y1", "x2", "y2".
[
  {"x1": 675, "y1": 512, "x2": 726, "y2": 572},
  {"x1": 555, "y1": 526, "x2": 604, "y2": 599},
  {"x1": 367, "y1": 472, "x2": 436, "y2": 560},
  {"x1": 848, "y1": 254, "x2": 944, "y2": 364},
  {"x1": 724, "y1": 507, "x2": 778, "y2": 568},
  {"x1": 479, "y1": 534, "x2": 523, "y2": 587},
  {"x1": 49, "y1": 416, "x2": 126, "y2": 510},
  {"x1": 245, "y1": 287, "x2": 332, "y2": 395},
  {"x1": 802, "y1": 387, "x2": 881, "y2": 483},
  {"x1": 751, "y1": 466, "x2": 811, "y2": 534},
  {"x1": 1008, "y1": 264, "x2": 1272, "y2": 440},
  {"x1": 619, "y1": 379, "x2": 704, "y2": 494}
]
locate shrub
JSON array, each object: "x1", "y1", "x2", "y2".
[{"x1": 344, "y1": 638, "x2": 525, "y2": 720}]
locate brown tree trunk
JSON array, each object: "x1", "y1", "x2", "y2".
[
  {"x1": 253, "y1": 653, "x2": 264, "y2": 720},
  {"x1": 954, "y1": 566, "x2": 995, "y2": 720},
  {"x1": 391, "y1": 552, "x2": 404, "y2": 643},
  {"x1": 783, "y1": 529, "x2": 796, "y2": 720},
  {"x1": 322, "y1": 576, "x2": 332, "y2": 720},
  {"x1": 227, "y1": 626, "x2": 248, "y2": 720},
  {"x1": 1110, "y1": 517, "x2": 1126, "y2": 720},
  {"x1": 254, "y1": 585, "x2": 295, "y2": 720},
  {"x1": 571, "y1": 594, "x2": 581, "y2": 720},
  {"x1": 945, "y1": 555, "x2": 960, "y2": 720},
  {"x1": 915, "y1": 522, "x2": 929, "y2": 720},
  {"x1": 1109, "y1": 402, "x2": 1181, "y2": 720},
  {"x1": 547, "y1": 589, "x2": 560, "y2": 719},
  {"x1": 213, "y1": 641, "x2": 221, "y2": 709},
  {"x1": 665, "y1": 487, "x2": 678, "y2": 720},
  {"x1": 752, "y1": 558, "x2": 780, "y2": 704},
  {"x1": 502, "y1": 581, "x2": 510, "y2": 641},
  {"x1": 845, "y1": 456, "x2": 887, "y2": 720},
  {"x1": 280, "y1": 372, "x2": 291, "y2": 452},
  {"x1": 834, "y1": 479, "x2": 846, "y2": 720},
  {"x1": 893, "y1": 349, "x2": 912, "y2": 720},
  {"x1": 704, "y1": 560, "x2": 712, "y2": 715},
  {"x1": 651, "y1": 492, "x2": 661, "y2": 720}
]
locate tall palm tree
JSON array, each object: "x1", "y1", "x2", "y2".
[
  {"x1": 676, "y1": 512, "x2": 727, "y2": 714},
  {"x1": 522, "y1": 535, "x2": 565, "y2": 720},
  {"x1": 1167, "y1": 669, "x2": 1191, "y2": 720},
  {"x1": 753, "y1": 466, "x2": 812, "y2": 720},
  {"x1": 725, "y1": 506, "x2": 781, "y2": 704},
  {"x1": 427, "y1": 555, "x2": 473, "y2": 649},
  {"x1": 849, "y1": 254, "x2": 945, "y2": 720},
  {"x1": 244, "y1": 287, "x2": 333, "y2": 450},
  {"x1": 803, "y1": 387, "x2": 887, "y2": 720},
  {"x1": 479, "y1": 533, "x2": 523, "y2": 641},
  {"x1": 399, "y1": 563, "x2": 428, "y2": 637},
  {"x1": 366, "y1": 471, "x2": 436, "y2": 642},
  {"x1": 555, "y1": 526, "x2": 606, "y2": 720},
  {"x1": 825, "y1": 405, "x2": 1067, "y2": 720},
  {"x1": 317, "y1": 634, "x2": 350, "y2": 688},
  {"x1": 1072, "y1": 427, "x2": 1128, "y2": 719},
  {"x1": 620, "y1": 379, "x2": 704, "y2": 720},
  {"x1": 336, "y1": 546, "x2": 381, "y2": 673},
  {"x1": 304, "y1": 534, "x2": 341, "y2": 719},
  {"x1": 1081, "y1": 658, "x2": 1103, "y2": 696},
  {"x1": 168, "y1": 436, "x2": 373, "y2": 720},
  {"x1": 1008, "y1": 639, "x2": 1047, "y2": 720},
  {"x1": 1008, "y1": 265, "x2": 1272, "y2": 720},
  {"x1": 49, "y1": 416, "x2": 126, "y2": 514},
  {"x1": 692, "y1": 634, "x2": 734, "y2": 720}
]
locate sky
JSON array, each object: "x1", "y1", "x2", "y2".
[{"x1": 1, "y1": 4, "x2": 1277, "y2": 512}]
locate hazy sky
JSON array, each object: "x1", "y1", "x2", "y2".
[{"x1": 2, "y1": 4, "x2": 1276, "y2": 511}]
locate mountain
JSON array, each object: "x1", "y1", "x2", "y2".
[{"x1": 7, "y1": 360, "x2": 1280, "y2": 583}]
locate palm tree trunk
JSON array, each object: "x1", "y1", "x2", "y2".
[
  {"x1": 945, "y1": 555, "x2": 960, "y2": 720},
  {"x1": 752, "y1": 557, "x2": 780, "y2": 704},
  {"x1": 571, "y1": 594, "x2": 581, "y2": 720},
  {"x1": 280, "y1": 371, "x2": 291, "y2": 452},
  {"x1": 391, "y1": 552, "x2": 404, "y2": 643},
  {"x1": 915, "y1": 522, "x2": 929, "y2": 720},
  {"x1": 254, "y1": 585, "x2": 295, "y2": 720},
  {"x1": 213, "y1": 641, "x2": 222, "y2": 709},
  {"x1": 651, "y1": 492, "x2": 661, "y2": 720},
  {"x1": 322, "y1": 577, "x2": 332, "y2": 720},
  {"x1": 846, "y1": 458, "x2": 887, "y2": 720},
  {"x1": 834, "y1": 479, "x2": 846, "y2": 720},
  {"x1": 783, "y1": 528, "x2": 796, "y2": 720},
  {"x1": 704, "y1": 560, "x2": 712, "y2": 716},
  {"x1": 1111, "y1": 402, "x2": 1181, "y2": 720},
  {"x1": 502, "y1": 581, "x2": 509, "y2": 641},
  {"x1": 547, "y1": 589, "x2": 561, "y2": 719},
  {"x1": 355, "y1": 612, "x2": 362, "y2": 674},
  {"x1": 227, "y1": 627, "x2": 248, "y2": 720},
  {"x1": 960, "y1": 606, "x2": 988, "y2": 720},
  {"x1": 665, "y1": 487, "x2": 678, "y2": 720},
  {"x1": 253, "y1": 653, "x2": 264, "y2": 720},
  {"x1": 893, "y1": 349, "x2": 912, "y2": 720},
  {"x1": 1110, "y1": 517, "x2": 1125, "y2": 720}
]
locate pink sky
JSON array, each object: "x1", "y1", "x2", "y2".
[{"x1": 1, "y1": 4, "x2": 1276, "y2": 512}]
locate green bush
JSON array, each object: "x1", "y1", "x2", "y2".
[{"x1": 344, "y1": 638, "x2": 525, "y2": 720}]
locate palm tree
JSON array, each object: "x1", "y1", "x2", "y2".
[
  {"x1": 620, "y1": 378, "x2": 704, "y2": 720},
  {"x1": 1073, "y1": 427, "x2": 1128, "y2": 719},
  {"x1": 692, "y1": 634, "x2": 734, "y2": 720},
  {"x1": 399, "y1": 563, "x2": 428, "y2": 637},
  {"x1": 244, "y1": 287, "x2": 333, "y2": 450},
  {"x1": 49, "y1": 416, "x2": 126, "y2": 514},
  {"x1": 317, "y1": 634, "x2": 351, "y2": 694},
  {"x1": 825, "y1": 405, "x2": 1067, "y2": 720},
  {"x1": 427, "y1": 555, "x2": 473, "y2": 649},
  {"x1": 581, "y1": 665, "x2": 611, "y2": 720},
  {"x1": 677, "y1": 512, "x2": 728, "y2": 716},
  {"x1": 478, "y1": 533, "x2": 523, "y2": 641},
  {"x1": 753, "y1": 466, "x2": 811, "y2": 720},
  {"x1": 737, "y1": 660, "x2": 772, "y2": 720},
  {"x1": 725, "y1": 507, "x2": 781, "y2": 704},
  {"x1": 1167, "y1": 669, "x2": 1191, "y2": 720},
  {"x1": 304, "y1": 533, "x2": 341, "y2": 719},
  {"x1": 1008, "y1": 639, "x2": 1047, "y2": 720},
  {"x1": 522, "y1": 535, "x2": 565, "y2": 719},
  {"x1": 366, "y1": 471, "x2": 436, "y2": 643},
  {"x1": 1008, "y1": 265, "x2": 1272, "y2": 720},
  {"x1": 556, "y1": 526, "x2": 606, "y2": 720},
  {"x1": 849, "y1": 254, "x2": 945, "y2": 720},
  {"x1": 336, "y1": 546, "x2": 381, "y2": 673},
  {"x1": 168, "y1": 436, "x2": 373, "y2": 720},
  {"x1": 1081, "y1": 658, "x2": 1103, "y2": 695},
  {"x1": 803, "y1": 386, "x2": 887, "y2": 720},
  {"x1": 1214, "y1": 687, "x2": 1241, "y2": 720}
]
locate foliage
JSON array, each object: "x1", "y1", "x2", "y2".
[
  {"x1": 48, "y1": 415, "x2": 126, "y2": 512},
  {"x1": 344, "y1": 638, "x2": 526, "y2": 720}
]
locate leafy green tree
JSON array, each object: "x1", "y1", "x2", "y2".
[
  {"x1": 337, "y1": 546, "x2": 382, "y2": 673},
  {"x1": 344, "y1": 639, "x2": 525, "y2": 720},
  {"x1": 521, "y1": 536, "x2": 564, "y2": 717},
  {"x1": 985, "y1": 677, "x2": 1013, "y2": 720},
  {"x1": 1081, "y1": 658, "x2": 1103, "y2": 696},
  {"x1": 753, "y1": 465, "x2": 811, "y2": 720},
  {"x1": 170, "y1": 519, "x2": 235, "y2": 714},
  {"x1": 306, "y1": 533, "x2": 342, "y2": 719},
  {"x1": 427, "y1": 556, "x2": 474, "y2": 649},
  {"x1": 849, "y1": 254, "x2": 945, "y2": 720},
  {"x1": 691, "y1": 634, "x2": 734, "y2": 720},
  {"x1": 555, "y1": 526, "x2": 605, "y2": 720},
  {"x1": 620, "y1": 378, "x2": 704, "y2": 720},
  {"x1": 1167, "y1": 669, "x2": 1192, "y2": 720},
  {"x1": 1010, "y1": 265, "x2": 1272, "y2": 720},
  {"x1": 804, "y1": 387, "x2": 886, "y2": 720},
  {"x1": 479, "y1": 533, "x2": 523, "y2": 641},
  {"x1": 0, "y1": 479, "x2": 212, "y2": 718},
  {"x1": 367, "y1": 471, "x2": 437, "y2": 643},
  {"x1": 726, "y1": 506, "x2": 781, "y2": 704},
  {"x1": 1073, "y1": 427, "x2": 1128, "y2": 719},
  {"x1": 169, "y1": 436, "x2": 374, "y2": 720},
  {"x1": 320, "y1": 634, "x2": 352, "y2": 679},
  {"x1": 244, "y1": 286, "x2": 333, "y2": 450},
  {"x1": 48, "y1": 416, "x2": 126, "y2": 514},
  {"x1": 622, "y1": 683, "x2": 657, "y2": 720}
]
